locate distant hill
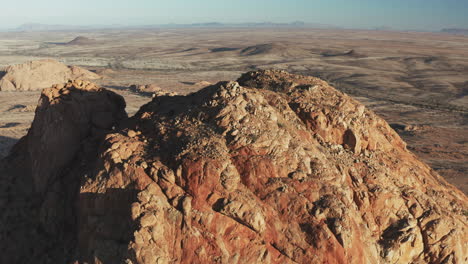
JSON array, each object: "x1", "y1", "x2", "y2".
[
  {"x1": 65, "y1": 36, "x2": 97, "y2": 45},
  {"x1": 441, "y1": 28, "x2": 468, "y2": 35},
  {"x1": 239, "y1": 43, "x2": 308, "y2": 57}
]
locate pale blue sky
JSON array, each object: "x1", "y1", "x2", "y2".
[{"x1": 1, "y1": 0, "x2": 467, "y2": 30}]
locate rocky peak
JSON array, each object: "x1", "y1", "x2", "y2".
[{"x1": 0, "y1": 71, "x2": 466, "y2": 264}]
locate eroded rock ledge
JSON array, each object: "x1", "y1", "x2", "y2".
[{"x1": 1, "y1": 70, "x2": 467, "y2": 264}]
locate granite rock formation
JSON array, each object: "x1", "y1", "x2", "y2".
[
  {"x1": 0, "y1": 70, "x2": 466, "y2": 264},
  {"x1": 0, "y1": 59, "x2": 100, "y2": 91}
]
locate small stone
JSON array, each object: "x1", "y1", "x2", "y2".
[
  {"x1": 111, "y1": 143, "x2": 120, "y2": 150},
  {"x1": 128, "y1": 130, "x2": 137, "y2": 138}
]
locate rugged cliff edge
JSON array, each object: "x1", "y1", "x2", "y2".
[{"x1": 0, "y1": 71, "x2": 467, "y2": 264}]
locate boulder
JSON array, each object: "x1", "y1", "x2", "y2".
[
  {"x1": 129, "y1": 84, "x2": 177, "y2": 97},
  {"x1": 0, "y1": 59, "x2": 100, "y2": 91}
]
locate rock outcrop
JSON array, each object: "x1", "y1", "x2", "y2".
[
  {"x1": 0, "y1": 80, "x2": 127, "y2": 263},
  {"x1": 1, "y1": 70, "x2": 467, "y2": 264},
  {"x1": 0, "y1": 59, "x2": 100, "y2": 91},
  {"x1": 129, "y1": 84, "x2": 178, "y2": 97}
]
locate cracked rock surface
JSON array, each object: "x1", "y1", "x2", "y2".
[{"x1": 1, "y1": 70, "x2": 467, "y2": 263}]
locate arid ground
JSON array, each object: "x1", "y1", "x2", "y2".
[{"x1": 0, "y1": 28, "x2": 467, "y2": 193}]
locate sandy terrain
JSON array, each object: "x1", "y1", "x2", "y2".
[{"x1": 0, "y1": 28, "x2": 467, "y2": 193}]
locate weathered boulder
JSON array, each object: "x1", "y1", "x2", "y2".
[{"x1": 0, "y1": 59, "x2": 100, "y2": 91}]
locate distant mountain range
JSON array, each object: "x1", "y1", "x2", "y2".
[
  {"x1": 166, "y1": 21, "x2": 315, "y2": 28},
  {"x1": 4, "y1": 23, "x2": 468, "y2": 34},
  {"x1": 441, "y1": 28, "x2": 468, "y2": 35},
  {"x1": 14, "y1": 23, "x2": 116, "y2": 32},
  {"x1": 10, "y1": 21, "x2": 338, "y2": 32}
]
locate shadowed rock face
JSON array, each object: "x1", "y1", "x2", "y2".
[
  {"x1": 1, "y1": 70, "x2": 467, "y2": 264},
  {"x1": 0, "y1": 80, "x2": 127, "y2": 263}
]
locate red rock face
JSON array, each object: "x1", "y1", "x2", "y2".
[{"x1": 1, "y1": 71, "x2": 467, "y2": 264}]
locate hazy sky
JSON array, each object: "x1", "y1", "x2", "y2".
[{"x1": 1, "y1": 0, "x2": 467, "y2": 30}]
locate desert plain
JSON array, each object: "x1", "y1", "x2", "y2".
[{"x1": 0, "y1": 27, "x2": 467, "y2": 193}]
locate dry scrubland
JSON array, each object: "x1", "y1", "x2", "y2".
[{"x1": 0, "y1": 28, "x2": 467, "y2": 193}]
